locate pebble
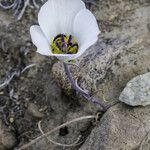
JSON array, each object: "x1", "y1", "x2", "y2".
[
  {"x1": 0, "y1": 119, "x2": 16, "y2": 149},
  {"x1": 27, "y1": 102, "x2": 44, "y2": 119},
  {"x1": 119, "y1": 72, "x2": 150, "y2": 106}
]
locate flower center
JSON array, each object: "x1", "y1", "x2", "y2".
[{"x1": 51, "y1": 34, "x2": 78, "y2": 54}]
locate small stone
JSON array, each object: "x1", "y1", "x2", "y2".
[
  {"x1": 119, "y1": 72, "x2": 150, "y2": 106},
  {"x1": 0, "y1": 119, "x2": 16, "y2": 149},
  {"x1": 27, "y1": 102, "x2": 44, "y2": 119},
  {"x1": 9, "y1": 117, "x2": 14, "y2": 123},
  {"x1": 0, "y1": 91, "x2": 4, "y2": 95}
]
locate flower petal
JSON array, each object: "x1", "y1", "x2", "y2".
[
  {"x1": 73, "y1": 9, "x2": 100, "y2": 57},
  {"x1": 38, "y1": 0, "x2": 85, "y2": 43},
  {"x1": 30, "y1": 25, "x2": 52, "y2": 56}
]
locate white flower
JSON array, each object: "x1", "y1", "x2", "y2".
[{"x1": 30, "y1": 0, "x2": 100, "y2": 61}]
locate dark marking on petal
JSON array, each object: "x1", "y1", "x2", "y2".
[
  {"x1": 68, "y1": 43, "x2": 78, "y2": 54},
  {"x1": 53, "y1": 34, "x2": 63, "y2": 42},
  {"x1": 68, "y1": 35, "x2": 72, "y2": 44}
]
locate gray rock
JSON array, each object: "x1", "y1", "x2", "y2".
[
  {"x1": 119, "y1": 72, "x2": 150, "y2": 106},
  {"x1": 0, "y1": 119, "x2": 16, "y2": 150},
  {"x1": 79, "y1": 104, "x2": 150, "y2": 150},
  {"x1": 27, "y1": 102, "x2": 44, "y2": 119}
]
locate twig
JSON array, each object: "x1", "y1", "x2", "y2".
[
  {"x1": 21, "y1": 64, "x2": 36, "y2": 73},
  {"x1": 15, "y1": 115, "x2": 96, "y2": 150},
  {"x1": 0, "y1": 64, "x2": 36, "y2": 90},
  {"x1": 38, "y1": 121, "x2": 82, "y2": 147},
  {"x1": 32, "y1": 0, "x2": 39, "y2": 8},
  {"x1": 17, "y1": 0, "x2": 30, "y2": 20},
  {"x1": 0, "y1": 0, "x2": 43, "y2": 20},
  {"x1": 0, "y1": 71, "x2": 20, "y2": 90}
]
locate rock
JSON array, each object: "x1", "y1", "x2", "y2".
[
  {"x1": 52, "y1": 2, "x2": 150, "y2": 104},
  {"x1": 79, "y1": 103, "x2": 150, "y2": 150},
  {"x1": 119, "y1": 72, "x2": 150, "y2": 106},
  {"x1": 0, "y1": 119, "x2": 16, "y2": 150},
  {"x1": 27, "y1": 102, "x2": 44, "y2": 119}
]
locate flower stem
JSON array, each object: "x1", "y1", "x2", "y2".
[{"x1": 63, "y1": 62, "x2": 110, "y2": 111}]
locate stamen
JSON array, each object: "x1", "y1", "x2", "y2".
[
  {"x1": 51, "y1": 34, "x2": 78, "y2": 55},
  {"x1": 61, "y1": 34, "x2": 67, "y2": 52},
  {"x1": 61, "y1": 34, "x2": 65, "y2": 43}
]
